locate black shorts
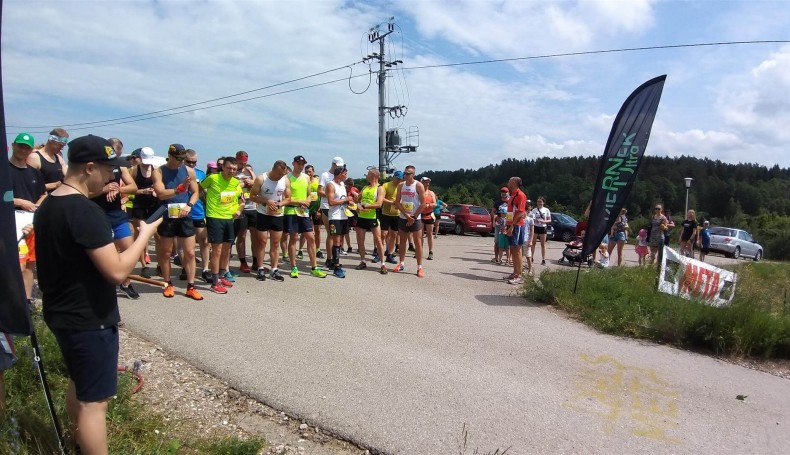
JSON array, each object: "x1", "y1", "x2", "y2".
[
  {"x1": 534, "y1": 226, "x2": 547, "y2": 235},
  {"x1": 207, "y1": 217, "x2": 235, "y2": 243},
  {"x1": 256, "y1": 213, "x2": 284, "y2": 232},
  {"x1": 131, "y1": 206, "x2": 156, "y2": 221},
  {"x1": 192, "y1": 218, "x2": 207, "y2": 228},
  {"x1": 52, "y1": 326, "x2": 119, "y2": 402},
  {"x1": 398, "y1": 217, "x2": 423, "y2": 233},
  {"x1": 233, "y1": 210, "x2": 257, "y2": 233},
  {"x1": 380, "y1": 214, "x2": 400, "y2": 231},
  {"x1": 311, "y1": 210, "x2": 323, "y2": 225},
  {"x1": 329, "y1": 219, "x2": 349, "y2": 236},
  {"x1": 356, "y1": 217, "x2": 380, "y2": 230},
  {"x1": 320, "y1": 208, "x2": 329, "y2": 220},
  {"x1": 701, "y1": 247, "x2": 710, "y2": 254},
  {"x1": 421, "y1": 213, "x2": 435, "y2": 225},
  {"x1": 284, "y1": 215, "x2": 314, "y2": 234},
  {"x1": 157, "y1": 217, "x2": 195, "y2": 238}
]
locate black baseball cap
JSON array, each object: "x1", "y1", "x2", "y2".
[
  {"x1": 293, "y1": 155, "x2": 307, "y2": 164},
  {"x1": 67, "y1": 135, "x2": 130, "y2": 167},
  {"x1": 168, "y1": 143, "x2": 186, "y2": 155}
]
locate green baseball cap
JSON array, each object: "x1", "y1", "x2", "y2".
[{"x1": 13, "y1": 132, "x2": 35, "y2": 148}]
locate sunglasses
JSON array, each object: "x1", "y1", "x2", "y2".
[
  {"x1": 404, "y1": 171, "x2": 414, "y2": 175},
  {"x1": 185, "y1": 159, "x2": 197, "y2": 165},
  {"x1": 48, "y1": 135, "x2": 68, "y2": 145},
  {"x1": 169, "y1": 153, "x2": 186, "y2": 161}
]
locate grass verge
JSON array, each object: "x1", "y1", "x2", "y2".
[
  {"x1": 0, "y1": 318, "x2": 265, "y2": 454},
  {"x1": 523, "y1": 262, "x2": 790, "y2": 359}
]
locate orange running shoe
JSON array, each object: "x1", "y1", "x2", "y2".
[
  {"x1": 185, "y1": 287, "x2": 204, "y2": 301},
  {"x1": 417, "y1": 268, "x2": 425, "y2": 278},
  {"x1": 163, "y1": 284, "x2": 175, "y2": 298}
]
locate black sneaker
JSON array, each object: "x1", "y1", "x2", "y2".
[
  {"x1": 120, "y1": 284, "x2": 140, "y2": 300},
  {"x1": 355, "y1": 262, "x2": 367, "y2": 270},
  {"x1": 408, "y1": 243, "x2": 415, "y2": 252},
  {"x1": 346, "y1": 246, "x2": 353, "y2": 253},
  {"x1": 270, "y1": 269, "x2": 285, "y2": 282},
  {"x1": 256, "y1": 269, "x2": 267, "y2": 281},
  {"x1": 316, "y1": 250, "x2": 324, "y2": 259},
  {"x1": 155, "y1": 265, "x2": 162, "y2": 276},
  {"x1": 140, "y1": 267, "x2": 152, "y2": 279},
  {"x1": 201, "y1": 269, "x2": 213, "y2": 283},
  {"x1": 179, "y1": 268, "x2": 187, "y2": 280},
  {"x1": 428, "y1": 251, "x2": 434, "y2": 260}
]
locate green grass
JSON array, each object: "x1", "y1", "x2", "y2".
[
  {"x1": 523, "y1": 262, "x2": 790, "y2": 358},
  {"x1": 0, "y1": 319, "x2": 265, "y2": 454}
]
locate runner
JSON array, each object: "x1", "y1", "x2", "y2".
[
  {"x1": 522, "y1": 199, "x2": 536, "y2": 277},
  {"x1": 184, "y1": 149, "x2": 212, "y2": 283},
  {"x1": 433, "y1": 194, "x2": 447, "y2": 238},
  {"x1": 325, "y1": 165, "x2": 351, "y2": 278},
  {"x1": 233, "y1": 151, "x2": 259, "y2": 273},
  {"x1": 393, "y1": 165, "x2": 426, "y2": 277},
  {"x1": 151, "y1": 143, "x2": 203, "y2": 300},
  {"x1": 26, "y1": 127, "x2": 69, "y2": 192},
  {"x1": 201, "y1": 157, "x2": 243, "y2": 294},
  {"x1": 283, "y1": 155, "x2": 327, "y2": 278},
  {"x1": 91, "y1": 138, "x2": 141, "y2": 299},
  {"x1": 249, "y1": 160, "x2": 290, "y2": 282},
  {"x1": 505, "y1": 177, "x2": 528, "y2": 285},
  {"x1": 303, "y1": 164, "x2": 322, "y2": 259},
  {"x1": 419, "y1": 177, "x2": 437, "y2": 260},
  {"x1": 355, "y1": 168, "x2": 388, "y2": 274},
  {"x1": 380, "y1": 170, "x2": 402, "y2": 264},
  {"x1": 342, "y1": 177, "x2": 359, "y2": 255},
  {"x1": 318, "y1": 157, "x2": 344, "y2": 268},
  {"x1": 128, "y1": 147, "x2": 159, "y2": 278}
]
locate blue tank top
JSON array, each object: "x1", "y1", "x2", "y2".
[
  {"x1": 159, "y1": 165, "x2": 190, "y2": 217},
  {"x1": 191, "y1": 169, "x2": 206, "y2": 220}
]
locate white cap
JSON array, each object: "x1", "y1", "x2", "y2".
[
  {"x1": 332, "y1": 156, "x2": 344, "y2": 166},
  {"x1": 140, "y1": 147, "x2": 157, "y2": 165}
]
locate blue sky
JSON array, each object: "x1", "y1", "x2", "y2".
[{"x1": 3, "y1": 0, "x2": 790, "y2": 177}]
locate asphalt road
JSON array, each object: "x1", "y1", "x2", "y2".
[{"x1": 120, "y1": 233, "x2": 789, "y2": 454}]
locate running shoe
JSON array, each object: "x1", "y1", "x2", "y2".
[
  {"x1": 228, "y1": 269, "x2": 242, "y2": 277},
  {"x1": 145, "y1": 253, "x2": 151, "y2": 264},
  {"x1": 141, "y1": 267, "x2": 152, "y2": 279},
  {"x1": 504, "y1": 273, "x2": 517, "y2": 281},
  {"x1": 310, "y1": 267, "x2": 327, "y2": 278},
  {"x1": 223, "y1": 271, "x2": 236, "y2": 283},
  {"x1": 256, "y1": 269, "x2": 267, "y2": 281},
  {"x1": 156, "y1": 265, "x2": 162, "y2": 276},
  {"x1": 296, "y1": 249, "x2": 304, "y2": 260},
  {"x1": 210, "y1": 283, "x2": 228, "y2": 294},
  {"x1": 201, "y1": 269, "x2": 213, "y2": 283},
  {"x1": 385, "y1": 254, "x2": 398, "y2": 264},
  {"x1": 427, "y1": 251, "x2": 434, "y2": 261},
  {"x1": 185, "y1": 287, "x2": 204, "y2": 300},
  {"x1": 173, "y1": 254, "x2": 182, "y2": 266},
  {"x1": 120, "y1": 284, "x2": 140, "y2": 300},
  {"x1": 541, "y1": 260, "x2": 546, "y2": 266},
  {"x1": 239, "y1": 260, "x2": 251, "y2": 274},
  {"x1": 290, "y1": 267, "x2": 299, "y2": 278},
  {"x1": 356, "y1": 262, "x2": 367, "y2": 270},
  {"x1": 270, "y1": 269, "x2": 285, "y2": 282},
  {"x1": 316, "y1": 250, "x2": 324, "y2": 259},
  {"x1": 417, "y1": 268, "x2": 425, "y2": 278},
  {"x1": 392, "y1": 263, "x2": 405, "y2": 273},
  {"x1": 346, "y1": 246, "x2": 353, "y2": 253},
  {"x1": 508, "y1": 276, "x2": 525, "y2": 285},
  {"x1": 372, "y1": 254, "x2": 380, "y2": 263},
  {"x1": 340, "y1": 248, "x2": 348, "y2": 256},
  {"x1": 179, "y1": 268, "x2": 187, "y2": 281},
  {"x1": 433, "y1": 234, "x2": 437, "y2": 239},
  {"x1": 408, "y1": 243, "x2": 415, "y2": 252},
  {"x1": 283, "y1": 252, "x2": 289, "y2": 260},
  {"x1": 334, "y1": 267, "x2": 346, "y2": 278},
  {"x1": 219, "y1": 277, "x2": 234, "y2": 288},
  {"x1": 380, "y1": 266, "x2": 388, "y2": 275},
  {"x1": 325, "y1": 258, "x2": 333, "y2": 269},
  {"x1": 163, "y1": 284, "x2": 175, "y2": 298}
]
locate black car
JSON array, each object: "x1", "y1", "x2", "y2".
[{"x1": 550, "y1": 212, "x2": 578, "y2": 242}]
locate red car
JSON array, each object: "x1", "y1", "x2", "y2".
[{"x1": 439, "y1": 204, "x2": 493, "y2": 236}]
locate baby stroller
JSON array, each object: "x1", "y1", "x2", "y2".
[{"x1": 558, "y1": 236, "x2": 593, "y2": 267}]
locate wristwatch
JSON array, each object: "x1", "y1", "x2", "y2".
[{"x1": 186, "y1": 202, "x2": 194, "y2": 208}]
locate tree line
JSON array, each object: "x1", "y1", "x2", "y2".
[{"x1": 418, "y1": 156, "x2": 790, "y2": 260}]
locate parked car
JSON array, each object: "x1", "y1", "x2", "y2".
[
  {"x1": 549, "y1": 212, "x2": 578, "y2": 243},
  {"x1": 708, "y1": 227, "x2": 763, "y2": 261},
  {"x1": 444, "y1": 204, "x2": 492, "y2": 236},
  {"x1": 437, "y1": 208, "x2": 456, "y2": 234}
]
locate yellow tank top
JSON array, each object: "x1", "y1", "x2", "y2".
[
  {"x1": 359, "y1": 185, "x2": 379, "y2": 219},
  {"x1": 381, "y1": 181, "x2": 400, "y2": 216}
]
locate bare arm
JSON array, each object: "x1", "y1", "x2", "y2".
[
  {"x1": 248, "y1": 175, "x2": 265, "y2": 204},
  {"x1": 362, "y1": 186, "x2": 385, "y2": 210},
  {"x1": 86, "y1": 219, "x2": 162, "y2": 284}
]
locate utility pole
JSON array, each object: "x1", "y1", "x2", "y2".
[{"x1": 367, "y1": 20, "x2": 403, "y2": 175}]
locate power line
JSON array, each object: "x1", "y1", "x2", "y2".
[{"x1": 10, "y1": 39, "x2": 788, "y2": 132}]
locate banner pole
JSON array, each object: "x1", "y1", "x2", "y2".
[
  {"x1": 30, "y1": 328, "x2": 67, "y2": 455},
  {"x1": 573, "y1": 261, "x2": 582, "y2": 294}
]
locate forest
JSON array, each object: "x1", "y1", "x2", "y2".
[{"x1": 418, "y1": 156, "x2": 790, "y2": 260}]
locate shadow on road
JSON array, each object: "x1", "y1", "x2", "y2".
[
  {"x1": 441, "y1": 272, "x2": 501, "y2": 282},
  {"x1": 475, "y1": 293, "x2": 543, "y2": 307}
]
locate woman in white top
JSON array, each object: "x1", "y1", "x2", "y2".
[{"x1": 529, "y1": 196, "x2": 551, "y2": 265}]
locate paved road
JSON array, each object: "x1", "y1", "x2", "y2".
[{"x1": 120, "y1": 234, "x2": 789, "y2": 454}]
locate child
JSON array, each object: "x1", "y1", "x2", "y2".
[
  {"x1": 698, "y1": 221, "x2": 711, "y2": 262},
  {"x1": 522, "y1": 200, "x2": 535, "y2": 276},
  {"x1": 635, "y1": 228, "x2": 649, "y2": 265},
  {"x1": 495, "y1": 207, "x2": 510, "y2": 264}
]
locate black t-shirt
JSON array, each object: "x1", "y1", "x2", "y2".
[
  {"x1": 34, "y1": 194, "x2": 118, "y2": 330},
  {"x1": 10, "y1": 163, "x2": 46, "y2": 204},
  {"x1": 681, "y1": 219, "x2": 698, "y2": 241}
]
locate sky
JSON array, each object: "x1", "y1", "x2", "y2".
[{"x1": 3, "y1": 0, "x2": 790, "y2": 177}]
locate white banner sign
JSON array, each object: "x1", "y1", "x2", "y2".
[{"x1": 658, "y1": 246, "x2": 737, "y2": 307}]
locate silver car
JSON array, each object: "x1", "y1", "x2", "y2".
[{"x1": 708, "y1": 227, "x2": 763, "y2": 261}]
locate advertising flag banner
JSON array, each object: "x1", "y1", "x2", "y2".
[
  {"x1": 581, "y1": 75, "x2": 666, "y2": 258},
  {"x1": 658, "y1": 246, "x2": 737, "y2": 307}
]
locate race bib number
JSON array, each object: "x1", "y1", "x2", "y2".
[
  {"x1": 295, "y1": 207, "x2": 307, "y2": 217},
  {"x1": 268, "y1": 205, "x2": 284, "y2": 216},
  {"x1": 243, "y1": 191, "x2": 251, "y2": 200},
  {"x1": 168, "y1": 203, "x2": 186, "y2": 218},
  {"x1": 344, "y1": 208, "x2": 354, "y2": 217},
  {"x1": 506, "y1": 212, "x2": 514, "y2": 222},
  {"x1": 220, "y1": 191, "x2": 236, "y2": 205},
  {"x1": 348, "y1": 202, "x2": 358, "y2": 211},
  {"x1": 402, "y1": 201, "x2": 414, "y2": 213},
  {"x1": 310, "y1": 191, "x2": 318, "y2": 201}
]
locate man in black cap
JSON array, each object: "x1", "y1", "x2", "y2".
[{"x1": 34, "y1": 135, "x2": 162, "y2": 454}]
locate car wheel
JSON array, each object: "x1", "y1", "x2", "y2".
[
  {"x1": 733, "y1": 246, "x2": 740, "y2": 260},
  {"x1": 754, "y1": 250, "x2": 762, "y2": 262},
  {"x1": 481, "y1": 231, "x2": 489, "y2": 237},
  {"x1": 454, "y1": 223, "x2": 464, "y2": 235},
  {"x1": 561, "y1": 230, "x2": 572, "y2": 242}
]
